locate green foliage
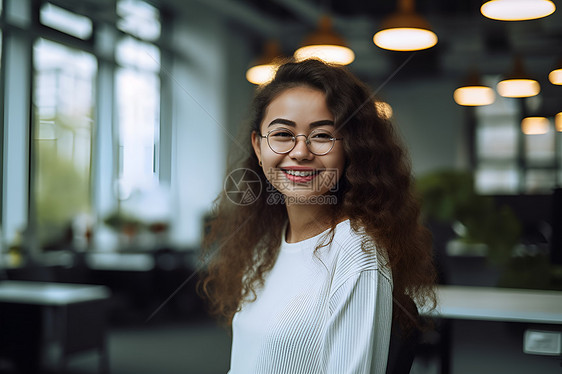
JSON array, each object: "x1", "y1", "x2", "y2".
[
  {"x1": 35, "y1": 115, "x2": 92, "y2": 247},
  {"x1": 416, "y1": 169, "x2": 521, "y2": 265},
  {"x1": 103, "y1": 210, "x2": 143, "y2": 231}
]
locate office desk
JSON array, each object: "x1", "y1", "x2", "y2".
[
  {"x1": 421, "y1": 286, "x2": 562, "y2": 374},
  {"x1": 0, "y1": 281, "x2": 111, "y2": 373},
  {"x1": 427, "y1": 285, "x2": 562, "y2": 323}
]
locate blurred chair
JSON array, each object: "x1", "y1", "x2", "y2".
[{"x1": 385, "y1": 296, "x2": 421, "y2": 374}]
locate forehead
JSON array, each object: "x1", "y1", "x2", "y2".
[{"x1": 262, "y1": 86, "x2": 333, "y2": 124}]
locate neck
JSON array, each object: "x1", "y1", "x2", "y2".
[{"x1": 285, "y1": 202, "x2": 340, "y2": 243}]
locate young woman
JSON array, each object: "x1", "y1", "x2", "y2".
[{"x1": 202, "y1": 59, "x2": 436, "y2": 373}]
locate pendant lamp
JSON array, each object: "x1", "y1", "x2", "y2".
[
  {"x1": 453, "y1": 70, "x2": 495, "y2": 106},
  {"x1": 497, "y1": 56, "x2": 540, "y2": 98},
  {"x1": 548, "y1": 57, "x2": 562, "y2": 85},
  {"x1": 294, "y1": 15, "x2": 355, "y2": 65},
  {"x1": 373, "y1": 0, "x2": 438, "y2": 52},
  {"x1": 481, "y1": 0, "x2": 556, "y2": 21},
  {"x1": 246, "y1": 41, "x2": 283, "y2": 85},
  {"x1": 556, "y1": 112, "x2": 562, "y2": 132},
  {"x1": 521, "y1": 116, "x2": 549, "y2": 135}
]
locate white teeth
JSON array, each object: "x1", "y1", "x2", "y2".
[{"x1": 284, "y1": 170, "x2": 314, "y2": 177}]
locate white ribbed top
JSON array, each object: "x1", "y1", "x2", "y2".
[{"x1": 229, "y1": 219, "x2": 393, "y2": 374}]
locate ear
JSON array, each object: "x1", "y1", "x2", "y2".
[{"x1": 251, "y1": 131, "x2": 262, "y2": 164}]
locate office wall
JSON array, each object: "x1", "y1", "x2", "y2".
[
  {"x1": 381, "y1": 76, "x2": 468, "y2": 177},
  {"x1": 166, "y1": 4, "x2": 256, "y2": 248},
  {"x1": 167, "y1": 5, "x2": 228, "y2": 247}
]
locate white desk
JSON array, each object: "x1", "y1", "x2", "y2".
[
  {"x1": 420, "y1": 285, "x2": 562, "y2": 374},
  {"x1": 0, "y1": 280, "x2": 110, "y2": 305},
  {"x1": 425, "y1": 285, "x2": 562, "y2": 324}
]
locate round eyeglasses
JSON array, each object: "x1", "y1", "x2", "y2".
[{"x1": 260, "y1": 128, "x2": 343, "y2": 156}]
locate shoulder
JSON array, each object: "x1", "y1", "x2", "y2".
[{"x1": 321, "y1": 220, "x2": 392, "y2": 286}]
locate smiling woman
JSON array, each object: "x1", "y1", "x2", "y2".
[{"x1": 201, "y1": 59, "x2": 437, "y2": 374}]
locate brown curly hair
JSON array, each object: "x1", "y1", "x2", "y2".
[{"x1": 200, "y1": 59, "x2": 437, "y2": 330}]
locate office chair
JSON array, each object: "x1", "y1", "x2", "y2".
[{"x1": 385, "y1": 296, "x2": 421, "y2": 374}]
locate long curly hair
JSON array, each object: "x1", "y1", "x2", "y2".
[{"x1": 200, "y1": 59, "x2": 437, "y2": 330}]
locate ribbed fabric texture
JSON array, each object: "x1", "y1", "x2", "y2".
[{"x1": 229, "y1": 220, "x2": 393, "y2": 374}]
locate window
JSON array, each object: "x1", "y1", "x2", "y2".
[
  {"x1": 1, "y1": 0, "x2": 165, "y2": 252},
  {"x1": 33, "y1": 39, "x2": 96, "y2": 249},
  {"x1": 115, "y1": 0, "x2": 161, "y2": 200},
  {"x1": 40, "y1": 2, "x2": 93, "y2": 40},
  {"x1": 117, "y1": 0, "x2": 160, "y2": 41},
  {"x1": 474, "y1": 76, "x2": 561, "y2": 194}
]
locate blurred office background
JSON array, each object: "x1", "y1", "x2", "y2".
[{"x1": 0, "y1": 0, "x2": 562, "y2": 373}]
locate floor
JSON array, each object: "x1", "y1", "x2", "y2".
[
  {"x1": 58, "y1": 317, "x2": 442, "y2": 374},
  {"x1": 0, "y1": 316, "x2": 232, "y2": 374},
  {"x1": 64, "y1": 318, "x2": 232, "y2": 374}
]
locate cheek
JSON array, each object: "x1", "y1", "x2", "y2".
[{"x1": 260, "y1": 151, "x2": 283, "y2": 180}]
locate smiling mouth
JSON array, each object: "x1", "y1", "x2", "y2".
[{"x1": 282, "y1": 169, "x2": 319, "y2": 177}]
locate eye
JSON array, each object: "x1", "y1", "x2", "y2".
[
  {"x1": 270, "y1": 129, "x2": 294, "y2": 138},
  {"x1": 310, "y1": 131, "x2": 333, "y2": 140}
]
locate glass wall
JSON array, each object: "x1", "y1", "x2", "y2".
[
  {"x1": 0, "y1": 0, "x2": 163, "y2": 252},
  {"x1": 474, "y1": 76, "x2": 561, "y2": 194},
  {"x1": 32, "y1": 39, "x2": 96, "y2": 249},
  {"x1": 115, "y1": 0, "x2": 161, "y2": 200},
  {"x1": 116, "y1": 37, "x2": 161, "y2": 199}
]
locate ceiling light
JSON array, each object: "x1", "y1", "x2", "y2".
[
  {"x1": 497, "y1": 56, "x2": 540, "y2": 98},
  {"x1": 373, "y1": 0, "x2": 438, "y2": 51},
  {"x1": 453, "y1": 70, "x2": 495, "y2": 106},
  {"x1": 481, "y1": 0, "x2": 556, "y2": 21},
  {"x1": 556, "y1": 112, "x2": 562, "y2": 132},
  {"x1": 454, "y1": 86, "x2": 496, "y2": 106},
  {"x1": 294, "y1": 15, "x2": 355, "y2": 65},
  {"x1": 548, "y1": 58, "x2": 562, "y2": 85},
  {"x1": 246, "y1": 41, "x2": 283, "y2": 85},
  {"x1": 521, "y1": 117, "x2": 549, "y2": 135}
]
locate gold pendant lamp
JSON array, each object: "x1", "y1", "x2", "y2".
[
  {"x1": 549, "y1": 57, "x2": 562, "y2": 85},
  {"x1": 497, "y1": 56, "x2": 540, "y2": 98},
  {"x1": 294, "y1": 15, "x2": 355, "y2": 65},
  {"x1": 373, "y1": 0, "x2": 438, "y2": 51},
  {"x1": 453, "y1": 69, "x2": 496, "y2": 106},
  {"x1": 521, "y1": 116, "x2": 550, "y2": 135},
  {"x1": 481, "y1": 0, "x2": 556, "y2": 21},
  {"x1": 246, "y1": 41, "x2": 283, "y2": 85}
]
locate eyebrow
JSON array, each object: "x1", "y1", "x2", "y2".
[{"x1": 267, "y1": 118, "x2": 335, "y2": 128}]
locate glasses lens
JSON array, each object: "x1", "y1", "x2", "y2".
[
  {"x1": 308, "y1": 130, "x2": 334, "y2": 155},
  {"x1": 268, "y1": 129, "x2": 295, "y2": 153}
]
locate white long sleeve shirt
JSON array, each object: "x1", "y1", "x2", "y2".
[{"x1": 229, "y1": 219, "x2": 393, "y2": 374}]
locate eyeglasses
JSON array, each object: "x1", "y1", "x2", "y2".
[{"x1": 260, "y1": 128, "x2": 343, "y2": 156}]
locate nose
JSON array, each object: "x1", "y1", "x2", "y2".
[{"x1": 288, "y1": 134, "x2": 314, "y2": 161}]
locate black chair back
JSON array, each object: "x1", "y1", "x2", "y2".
[{"x1": 385, "y1": 296, "x2": 420, "y2": 374}]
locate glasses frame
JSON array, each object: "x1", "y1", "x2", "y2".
[{"x1": 259, "y1": 128, "x2": 343, "y2": 156}]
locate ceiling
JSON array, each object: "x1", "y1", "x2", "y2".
[
  {"x1": 156, "y1": 0, "x2": 562, "y2": 82},
  {"x1": 159, "y1": 0, "x2": 561, "y2": 113},
  {"x1": 61, "y1": 0, "x2": 562, "y2": 111}
]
